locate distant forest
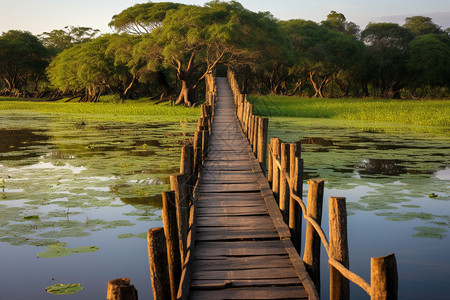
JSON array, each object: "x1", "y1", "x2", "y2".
[{"x1": 1, "y1": 1, "x2": 449, "y2": 105}]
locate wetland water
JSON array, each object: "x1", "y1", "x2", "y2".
[
  {"x1": 269, "y1": 117, "x2": 449, "y2": 300},
  {"x1": 0, "y1": 113, "x2": 448, "y2": 299},
  {"x1": 0, "y1": 114, "x2": 196, "y2": 299}
]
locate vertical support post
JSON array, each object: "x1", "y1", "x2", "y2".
[
  {"x1": 279, "y1": 143, "x2": 290, "y2": 221},
  {"x1": 303, "y1": 178, "x2": 324, "y2": 293},
  {"x1": 252, "y1": 116, "x2": 259, "y2": 153},
  {"x1": 329, "y1": 197, "x2": 349, "y2": 300},
  {"x1": 193, "y1": 131, "x2": 202, "y2": 181},
  {"x1": 271, "y1": 138, "x2": 281, "y2": 202},
  {"x1": 147, "y1": 228, "x2": 170, "y2": 300},
  {"x1": 107, "y1": 278, "x2": 137, "y2": 300},
  {"x1": 170, "y1": 174, "x2": 188, "y2": 266},
  {"x1": 162, "y1": 191, "x2": 181, "y2": 300},
  {"x1": 289, "y1": 142, "x2": 303, "y2": 254},
  {"x1": 180, "y1": 145, "x2": 193, "y2": 198},
  {"x1": 201, "y1": 130, "x2": 209, "y2": 162},
  {"x1": 257, "y1": 118, "x2": 269, "y2": 172},
  {"x1": 371, "y1": 254, "x2": 398, "y2": 300},
  {"x1": 268, "y1": 139, "x2": 274, "y2": 185}
]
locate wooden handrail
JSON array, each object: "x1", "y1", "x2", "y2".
[
  {"x1": 226, "y1": 68, "x2": 397, "y2": 300},
  {"x1": 271, "y1": 152, "x2": 373, "y2": 295}
]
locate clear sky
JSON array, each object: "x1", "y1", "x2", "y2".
[{"x1": 1, "y1": 0, "x2": 449, "y2": 35}]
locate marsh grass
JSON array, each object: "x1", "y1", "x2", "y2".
[
  {"x1": 249, "y1": 95, "x2": 449, "y2": 127},
  {"x1": 0, "y1": 97, "x2": 200, "y2": 123}
]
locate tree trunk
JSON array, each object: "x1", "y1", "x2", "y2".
[{"x1": 175, "y1": 79, "x2": 196, "y2": 107}]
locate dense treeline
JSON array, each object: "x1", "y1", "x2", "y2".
[{"x1": 0, "y1": 1, "x2": 449, "y2": 104}]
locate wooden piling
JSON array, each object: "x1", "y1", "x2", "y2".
[
  {"x1": 279, "y1": 143, "x2": 290, "y2": 221},
  {"x1": 289, "y1": 142, "x2": 302, "y2": 253},
  {"x1": 371, "y1": 254, "x2": 398, "y2": 300},
  {"x1": 147, "y1": 228, "x2": 170, "y2": 300},
  {"x1": 257, "y1": 118, "x2": 269, "y2": 172},
  {"x1": 303, "y1": 178, "x2": 324, "y2": 292},
  {"x1": 268, "y1": 138, "x2": 274, "y2": 185},
  {"x1": 180, "y1": 145, "x2": 194, "y2": 198},
  {"x1": 329, "y1": 197, "x2": 349, "y2": 300},
  {"x1": 162, "y1": 191, "x2": 181, "y2": 300},
  {"x1": 170, "y1": 174, "x2": 188, "y2": 265},
  {"x1": 201, "y1": 130, "x2": 209, "y2": 161},
  {"x1": 107, "y1": 278, "x2": 137, "y2": 300},
  {"x1": 271, "y1": 137, "x2": 281, "y2": 202}
]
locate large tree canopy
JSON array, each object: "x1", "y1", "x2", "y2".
[
  {"x1": 127, "y1": 0, "x2": 286, "y2": 106},
  {"x1": 47, "y1": 34, "x2": 140, "y2": 102},
  {"x1": 0, "y1": 30, "x2": 49, "y2": 94}
]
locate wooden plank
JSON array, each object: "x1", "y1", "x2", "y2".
[
  {"x1": 192, "y1": 267, "x2": 299, "y2": 280},
  {"x1": 189, "y1": 286, "x2": 308, "y2": 300},
  {"x1": 192, "y1": 256, "x2": 293, "y2": 270},
  {"x1": 191, "y1": 278, "x2": 301, "y2": 289},
  {"x1": 195, "y1": 230, "x2": 278, "y2": 241}
]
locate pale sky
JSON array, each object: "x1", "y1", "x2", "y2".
[{"x1": 1, "y1": 0, "x2": 449, "y2": 35}]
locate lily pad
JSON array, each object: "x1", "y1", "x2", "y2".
[
  {"x1": 37, "y1": 242, "x2": 99, "y2": 258},
  {"x1": 45, "y1": 283, "x2": 83, "y2": 295},
  {"x1": 412, "y1": 226, "x2": 447, "y2": 239}
]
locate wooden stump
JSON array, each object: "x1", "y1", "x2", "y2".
[{"x1": 107, "y1": 278, "x2": 137, "y2": 300}]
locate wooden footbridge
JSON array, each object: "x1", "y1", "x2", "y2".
[{"x1": 107, "y1": 71, "x2": 398, "y2": 300}]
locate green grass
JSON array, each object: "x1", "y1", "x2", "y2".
[
  {"x1": 0, "y1": 97, "x2": 200, "y2": 122},
  {"x1": 249, "y1": 95, "x2": 449, "y2": 127}
]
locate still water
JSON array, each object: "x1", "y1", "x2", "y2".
[
  {"x1": 0, "y1": 114, "x2": 448, "y2": 299},
  {"x1": 269, "y1": 117, "x2": 449, "y2": 299},
  {"x1": 0, "y1": 114, "x2": 196, "y2": 299}
]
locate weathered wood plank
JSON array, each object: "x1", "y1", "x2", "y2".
[{"x1": 189, "y1": 286, "x2": 308, "y2": 300}]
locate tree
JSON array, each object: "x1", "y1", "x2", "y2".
[
  {"x1": 39, "y1": 26, "x2": 100, "y2": 54},
  {"x1": 47, "y1": 34, "x2": 139, "y2": 102},
  {"x1": 403, "y1": 16, "x2": 442, "y2": 36},
  {"x1": 407, "y1": 34, "x2": 450, "y2": 90},
  {"x1": 280, "y1": 19, "x2": 363, "y2": 97},
  {"x1": 109, "y1": 2, "x2": 183, "y2": 35},
  {"x1": 0, "y1": 30, "x2": 49, "y2": 94},
  {"x1": 362, "y1": 22, "x2": 415, "y2": 98},
  {"x1": 321, "y1": 11, "x2": 360, "y2": 36},
  {"x1": 125, "y1": 1, "x2": 287, "y2": 106}
]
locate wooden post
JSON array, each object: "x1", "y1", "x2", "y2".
[
  {"x1": 252, "y1": 116, "x2": 258, "y2": 153},
  {"x1": 268, "y1": 138, "x2": 274, "y2": 185},
  {"x1": 371, "y1": 254, "x2": 398, "y2": 300},
  {"x1": 201, "y1": 130, "x2": 209, "y2": 162},
  {"x1": 180, "y1": 145, "x2": 193, "y2": 198},
  {"x1": 279, "y1": 143, "x2": 290, "y2": 222},
  {"x1": 289, "y1": 142, "x2": 302, "y2": 253},
  {"x1": 147, "y1": 228, "x2": 170, "y2": 300},
  {"x1": 170, "y1": 174, "x2": 188, "y2": 265},
  {"x1": 329, "y1": 197, "x2": 349, "y2": 300},
  {"x1": 107, "y1": 278, "x2": 137, "y2": 300},
  {"x1": 162, "y1": 191, "x2": 181, "y2": 300},
  {"x1": 193, "y1": 131, "x2": 202, "y2": 180},
  {"x1": 257, "y1": 118, "x2": 269, "y2": 172},
  {"x1": 303, "y1": 178, "x2": 324, "y2": 293},
  {"x1": 271, "y1": 138, "x2": 281, "y2": 203}
]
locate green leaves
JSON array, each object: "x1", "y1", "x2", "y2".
[
  {"x1": 37, "y1": 242, "x2": 99, "y2": 258},
  {"x1": 45, "y1": 283, "x2": 83, "y2": 295}
]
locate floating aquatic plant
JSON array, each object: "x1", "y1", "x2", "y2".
[
  {"x1": 37, "y1": 242, "x2": 99, "y2": 258},
  {"x1": 45, "y1": 283, "x2": 83, "y2": 295}
]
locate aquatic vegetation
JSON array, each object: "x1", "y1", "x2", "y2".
[
  {"x1": 37, "y1": 242, "x2": 99, "y2": 258},
  {"x1": 45, "y1": 283, "x2": 83, "y2": 295},
  {"x1": 412, "y1": 226, "x2": 447, "y2": 239}
]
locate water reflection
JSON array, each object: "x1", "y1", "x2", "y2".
[{"x1": 358, "y1": 158, "x2": 407, "y2": 176}]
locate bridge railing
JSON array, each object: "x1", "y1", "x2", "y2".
[
  {"x1": 111, "y1": 73, "x2": 217, "y2": 300},
  {"x1": 227, "y1": 69, "x2": 398, "y2": 300}
]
